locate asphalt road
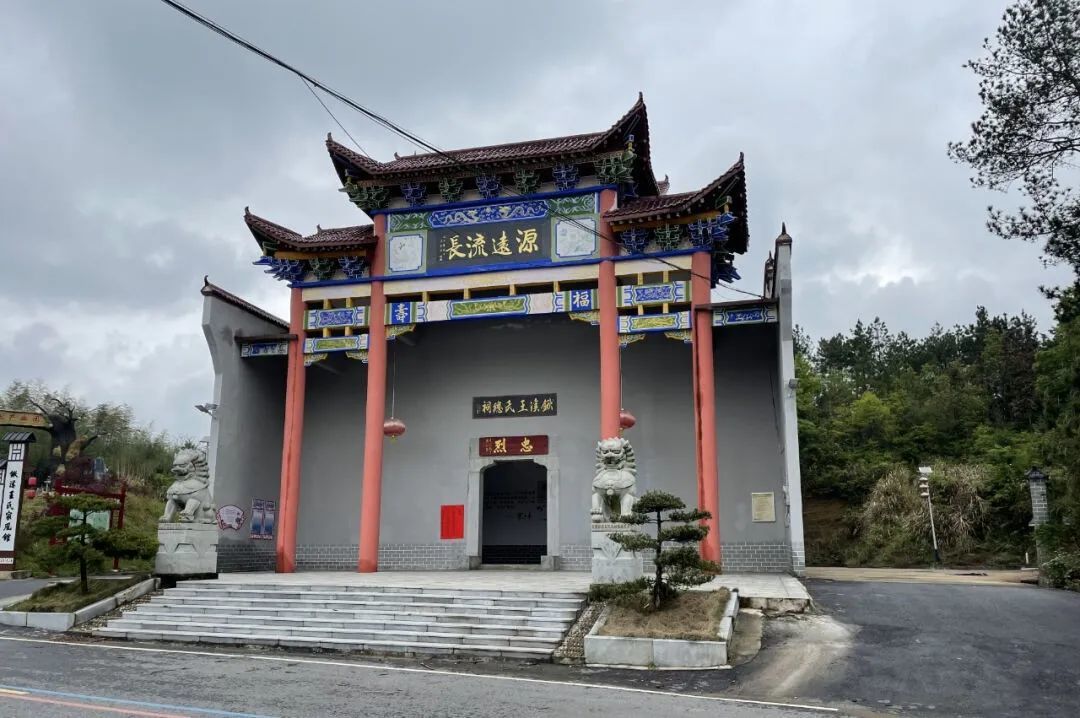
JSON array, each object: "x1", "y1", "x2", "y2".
[
  {"x1": 0, "y1": 633, "x2": 833, "y2": 718},
  {"x1": 0, "y1": 578, "x2": 52, "y2": 604},
  {"x1": 727, "y1": 579, "x2": 1080, "y2": 717}
]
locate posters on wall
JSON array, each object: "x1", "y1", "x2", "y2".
[
  {"x1": 250, "y1": 499, "x2": 276, "y2": 540},
  {"x1": 216, "y1": 504, "x2": 246, "y2": 530}
]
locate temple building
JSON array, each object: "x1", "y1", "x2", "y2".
[{"x1": 201, "y1": 94, "x2": 805, "y2": 576}]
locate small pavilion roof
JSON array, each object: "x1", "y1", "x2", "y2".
[
  {"x1": 326, "y1": 94, "x2": 659, "y2": 195},
  {"x1": 201, "y1": 278, "x2": 288, "y2": 330},
  {"x1": 604, "y1": 154, "x2": 749, "y2": 253},
  {"x1": 244, "y1": 208, "x2": 375, "y2": 253}
]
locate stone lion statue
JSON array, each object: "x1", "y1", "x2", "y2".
[
  {"x1": 592, "y1": 437, "x2": 637, "y2": 522},
  {"x1": 159, "y1": 447, "x2": 215, "y2": 523}
]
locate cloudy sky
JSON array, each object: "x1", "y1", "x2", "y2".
[{"x1": 1, "y1": 0, "x2": 1071, "y2": 439}]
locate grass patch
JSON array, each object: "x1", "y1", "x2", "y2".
[
  {"x1": 8, "y1": 574, "x2": 148, "y2": 613},
  {"x1": 597, "y1": 588, "x2": 730, "y2": 641}
]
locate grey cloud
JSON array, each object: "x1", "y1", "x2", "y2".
[{"x1": 2, "y1": 0, "x2": 1065, "y2": 437}]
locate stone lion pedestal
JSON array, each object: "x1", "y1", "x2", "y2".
[
  {"x1": 156, "y1": 446, "x2": 218, "y2": 578},
  {"x1": 156, "y1": 522, "x2": 218, "y2": 576},
  {"x1": 591, "y1": 523, "x2": 644, "y2": 584}
]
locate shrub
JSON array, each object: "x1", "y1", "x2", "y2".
[
  {"x1": 608, "y1": 491, "x2": 720, "y2": 610},
  {"x1": 30, "y1": 494, "x2": 157, "y2": 594}
]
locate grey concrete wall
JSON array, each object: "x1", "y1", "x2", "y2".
[
  {"x1": 381, "y1": 316, "x2": 601, "y2": 556},
  {"x1": 714, "y1": 322, "x2": 791, "y2": 571},
  {"x1": 202, "y1": 296, "x2": 287, "y2": 572},
  {"x1": 282, "y1": 311, "x2": 792, "y2": 572},
  {"x1": 295, "y1": 358, "x2": 367, "y2": 551},
  {"x1": 621, "y1": 336, "x2": 697, "y2": 508}
]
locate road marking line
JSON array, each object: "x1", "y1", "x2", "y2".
[
  {"x1": 0, "y1": 684, "x2": 275, "y2": 718},
  {"x1": 0, "y1": 692, "x2": 191, "y2": 717},
  {"x1": 0, "y1": 635, "x2": 837, "y2": 713}
]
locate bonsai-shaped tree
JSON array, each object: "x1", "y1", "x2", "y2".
[
  {"x1": 610, "y1": 491, "x2": 720, "y2": 610},
  {"x1": 32, "y1": 494, "x2": 157, "y2": 594}
]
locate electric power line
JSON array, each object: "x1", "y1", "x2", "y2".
[
  {"x1": 157, "y1": 0, "x2": 765, "y2": 300},
  {"x1": 300, "y1": 79, "x2": 367, "y2": 156}
]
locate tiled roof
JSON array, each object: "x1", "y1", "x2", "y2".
[
  {"x1": 604, "y1": 154, "x2": 744, "y2": 222},
  {"x1": 604, "y1": 154, "x2": 748, "y2": 254},
  {"x1": 201, "y1": 278, "x2": 288, "y2": 330},
  {"x1": 2, "y1": 431, "x2": 37, "y2": 443},
  {"x1": 327, "y1": 94, "x2": 658, "y2": 195},
  {"x1": 333, "y1": 132, "x2": 603, "y2": 174},
  {"x1": 244, "y1": 208, "x2": 375, "y2": 252}
]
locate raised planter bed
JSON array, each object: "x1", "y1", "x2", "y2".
[
  {"x1": 0, "y1": 577, "x2": 159, "y2": 631},
  {"x1": 584, "y1": 589, "x2": 738, "y2": 669}
]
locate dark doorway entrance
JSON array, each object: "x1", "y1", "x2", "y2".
[{"x1": 481, "y1": 460, "x2": 547, "y2": 565}]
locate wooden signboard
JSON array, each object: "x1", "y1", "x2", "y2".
[
  {"x1": 479, "y1": 435, "x2": 549, "y2": 457},
  {"x1": 429, "y1": 219, "x2": 552, "y2": 270},
  {"x1": 0, "y1": 410, "x2": 50, "y2": 429},
  {"x1": 473, "y1": 394, "x2": 556, "y2": 419}
]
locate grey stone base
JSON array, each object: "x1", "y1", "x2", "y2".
[
  {"x1": 296, "y1": 544, "x2": 358, "y2": 571},
  {"x1": 379, "y1": 543, "x2": 468, "y2": 570},
  {"x1": 216, "y1": 541, "x2": 794, "y2": 573},
  {"x1": 217, "y1": 541, "x2": 275, "y2": 572},
  {"x1": 720, "y1": 542, "x2": 793, "y2": 573},
  {"x1": 156, "y1": 523, "x2": 218, "y2": 576},
  {"x1": 559, "y1": 545, "x2": 592, "y2": 571},
  {"x1": 562, "y1": 542, "x2": 796, "y2": 574}
]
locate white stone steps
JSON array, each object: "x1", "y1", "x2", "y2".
[
  {"x1": 160, "y1": 595, "x2": 579, "y2": 618},
  {"x1": 106, "y1": 618, "x2": 562, "y2": 648},
  {"x1": 96, "y1": 581, "x2": 587, "y2": 661},
  {"x1": 138, "y1": 602, "x2": 573, "y2": 629},
  {"x1": 92, "y1": 626, "x2": 555, "y2": 659},
  {"x1": 162, "y1": 587, "x2": 583, "y2": 608},
  {"x1": 128, "y1": 609, "x2": 566, "y2": 637},
  {"x1": 182, "y1": 582, "x2": 585, "y2": 601},
  {"x1": 164, "y1": 587, "x2": 582, "y2": 609}
]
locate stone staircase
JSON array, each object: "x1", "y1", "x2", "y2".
[{"x1": 94, "y1": 580, "x2": 587, "y2": 661}]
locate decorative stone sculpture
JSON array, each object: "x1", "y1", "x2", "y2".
[
  {"x1": 591, "y1": 437, "x2": 637, "y2": 522},
  {"x1": 159, "y1": 447, "x2": 215, "y2": 524},
  {"x1": 156, "y1": 446, "x2": 218, "y2": 576}
]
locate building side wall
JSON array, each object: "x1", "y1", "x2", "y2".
[
  {"x1": 202, "y1": 297, "x2": 287, "y2": 572},
  {"x1": 714, "y1": 323, "x2": 791, "y2": 571},
  {"x1": 294, "y1": 358, "x2": 367, "y2": 569}
]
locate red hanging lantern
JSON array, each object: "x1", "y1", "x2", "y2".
[
  {"x1": 619, "y1": 409, "x2": 637, "y2": 432},
  {"x1": 383, "y1": 417, "x2": 406, "y2": 440},
  {"x1": 28, "y1": 476, "x2": 37, "y2": 487}
]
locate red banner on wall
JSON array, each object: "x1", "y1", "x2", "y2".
[
  {"x1": 440, "y1": 505, "x2": 464, "y2": 540},
  {"x1": 478, "y1": 435, "x2": 549, "y2": 457}
]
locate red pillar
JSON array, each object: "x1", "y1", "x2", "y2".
[
  {"x1": 598, "y1": 188, "x2": 621, "y2": 439},
  {"x1": 276, "y1": 287, "x2": 307, "y2": 573},
  {"x1": 692, "y1": 251, "x2": 721, "y2": 563},
  {"x1": 358, "y1": 214, "x2": 388, "y2": 572}
]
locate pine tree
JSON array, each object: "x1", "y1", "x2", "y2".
[
  {"x1": 31, "y1": 494, "x2": 157, "y2": 594},
  {"x1": 609, "y1": 491, "x2": 720, "y2": 610}
]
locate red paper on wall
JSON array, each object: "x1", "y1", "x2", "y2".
[{"x1": 440, "y1": 504, "x2": 464, "y2": 540}]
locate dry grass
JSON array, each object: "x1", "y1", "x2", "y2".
[
  {"x1": 8, "y1": 575, "x2": 147, "y2": 613},
  {"x1": 597, "y1": 589, "x2": 730, "y2": 641}
]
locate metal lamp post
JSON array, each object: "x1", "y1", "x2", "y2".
[{"x1": 918, "y1": 466, "x2": 941, "y2": 564}]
